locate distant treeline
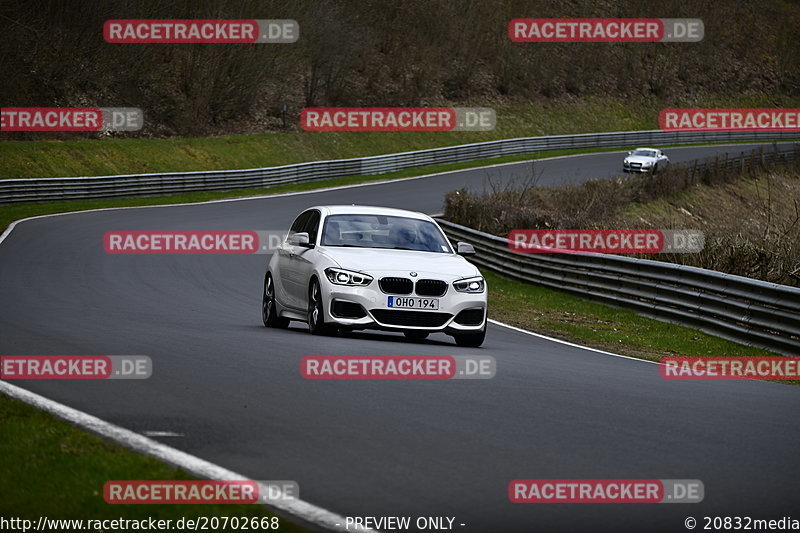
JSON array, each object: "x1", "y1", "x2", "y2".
[{"x1": 2, "y1": 0, "x2": 798, "y2": 137}]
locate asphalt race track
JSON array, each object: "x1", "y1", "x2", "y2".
[{"x1": 1, "y1": 143, "x2": 798, "y2": 533}]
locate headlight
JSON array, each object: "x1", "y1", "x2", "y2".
[
  {"x1": 624, "y1": 159, "x2": 629, "y2": 164},
  {"x1": 453, "y1": 276, "x2": 485, "y2": 293},
  {"x1": 325, "y1": 267, "x2": 373, "y2": 286}
]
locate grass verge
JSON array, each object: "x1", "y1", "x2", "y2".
[
  {"x1": 0, "y1": 393, "x2": 308, "y2": 531},
  {"x1": 0, "y1": 147, "x2": 628, "y2": 233},
  {"x1": 2, "y1": 140, "x2": 790, "y2": 234},
  {"x1": 484, "y1": 270, "x2": 780, "y2": 361},
  {"x1": 0, "y1": 97, "x2": 661, "y2": 179},
  {"x1": 4, "y1": 94, "x2": 799, "y2": 180}
]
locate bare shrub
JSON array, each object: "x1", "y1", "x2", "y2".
[{"x1": 444, "y1": 147, "x2": 800, "y2": 286}]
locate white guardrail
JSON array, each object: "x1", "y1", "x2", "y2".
[{"x1": 2, "y1": 129, "x2": 799, "y2": 204}]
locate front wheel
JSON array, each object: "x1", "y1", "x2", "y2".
[
  {"x1": 453, "y1": 325, "x2": 486, "y2": 347},
  {"x1": 308, "y1": 279, "x2": 337, "y2": 336},
  {"x1": 263, "y1": 274, "x2": 289, "y2": 328}
]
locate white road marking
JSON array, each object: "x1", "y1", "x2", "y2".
[
  {"x1": 0, "y1": 142, "x2": 775, "y2": 529},
  {"x1": 0, "y1": 380, "x2": 374, "y2": 532},
  {"x1": 142, "y1": 430, "x2": 185, "y2": 437},
  {"x1": 488, "y1": 319, "x2": 659, "y2": 365},
  {"x1": 1, "y1": 149, "x2": 615, "y2": 244},
  {"x1": 2, "y1": 142, "x2": 773, "y2": 246}
]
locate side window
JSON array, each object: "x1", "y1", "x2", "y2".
[
  {"x1": 303, "y1": 210, "x2": 321, "y2": 245},
  {"x1": 288, "y1": 211, "x2": 311, "y2": 238}
]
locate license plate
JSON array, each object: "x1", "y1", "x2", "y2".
[{"x1": 387, "y1": 296, "x2": 439, "y2": 310}]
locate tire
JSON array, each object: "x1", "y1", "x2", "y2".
[
  {"x1": 653, "y1": 163, "x2": 659, "y2": 174},
  {"x1": 453, "y1": 325, "x2": 486, "y2": 347},
  {"x1": 263, "y1": 273, "x2": 290, "y2": 328},
  {"x1": 404, "y1": 330, "x2": 429, "y2": 341},
  {"x1": 308, "y1": 278, "x2": 337, "y2": 336}
]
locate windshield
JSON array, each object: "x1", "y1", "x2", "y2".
[
  {"x1": 632, "y1": 149, "x2": 657, "y2": 157},
  {"x1": 321, "y1": 214, "x2": 453, "y2": 253}
]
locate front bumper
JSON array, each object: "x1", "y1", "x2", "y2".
[
  {"x1": 321, "y1": 280, "x2": 487, "y2": 333},
  {"x1": 623, "y1": 162, "x2": 653, "y2": 173}
]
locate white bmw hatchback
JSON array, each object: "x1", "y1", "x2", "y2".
[{"x1": 262, "y1": 205, "x2": 487, "y2": 347}]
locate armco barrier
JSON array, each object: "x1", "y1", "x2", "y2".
[
  {"x1": 437, "y1": 219, "x2": 800, "y2": 356},
  {"x1": 1, "y1": 130, "x2": 798, "y2": 203}
]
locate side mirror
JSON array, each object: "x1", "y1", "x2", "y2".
[
  {"x1": 457, "y1": 242, "x2": 476, "y2": 256},
  {"x1": 287, "y1": 232, "x2": 312, "y2": 247},
  {"x1": 627, "y1": 151, "x2": 632, "y2": 155}
]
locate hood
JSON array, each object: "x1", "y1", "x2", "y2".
[
  {"x1": 319, "y1": 247, "x2": 480, "y2": 279},
  {"x1": 625, "y1": 155, "x2": 656, "y2": 164}
]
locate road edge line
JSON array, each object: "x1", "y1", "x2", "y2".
[
  {"x1": 3, "y1": 142, "x2": 779, "y2": 240},
  {"x1": 488, "y1": 319, "x2": 659, "y2": 365},
  {"x1": 0, "y1": 379, "x2": 372, "y2": 533}
]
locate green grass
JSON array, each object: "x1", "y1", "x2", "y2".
[
  {"x1": 2, "y1": 95, "x2": 796, "y2": 526},
  {"x1": 5, "y1": 139, "x2": 796, "y2": 235},
  {"x1": 4, "y1": 94, "x2": 799, "y2": 180},
  {"x1": 0, "y1": 394, "x2": 308, "y2": 531},
  {"x1": 2, "y1": 138, "x2": 794, "y2": 364},
  {"x1": 0, "y1": 147, "x2": 634, "y2": 233},
  {"x1": 0, "y1": 97, "x2": 649, "y2": 179},
  {"x1": 484, "y1": 270, "x2": 781, "y2": 361}
]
